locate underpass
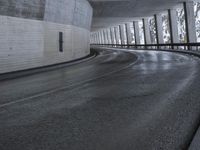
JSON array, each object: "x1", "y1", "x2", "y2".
[
  {"x1": 1, "y1": 48, "x2": 200, "y2": 150},
  {"x1": 2, "y1": 0, "x2": 200, "y2": 149}
]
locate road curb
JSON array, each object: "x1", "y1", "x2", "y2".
[
  {"x1": 0, "y1": 50, "x2": 97, "y2": 81},
  {"x1": 92, "y1": 45, "x2": 200, "y2": 58}
]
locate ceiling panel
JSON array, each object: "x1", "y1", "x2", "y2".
[{"x1": 89, "y1": 0, "x2": 187, "y2": 30}]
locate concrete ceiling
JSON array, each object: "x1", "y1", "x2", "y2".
[{"x1": 88, "y1": 0, "x2": 187, "y2": 31}]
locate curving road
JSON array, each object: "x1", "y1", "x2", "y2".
[{"x1": 1, "y1": 47, "x2": 200, "y2": 150}]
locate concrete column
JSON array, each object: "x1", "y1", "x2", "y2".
[
  {"x1": 101, "y1": 30, "x2": 104, "y2": 44},
  {"x1": 105, "y1": 29, "x2": 109, "y2": 44},
  {"x1": 184, "y1": 1, "x2": 197, "y2": 43},
  {"x1": 107, "y1": 29, "x2": 112, "y2": 44},
  {"x1": 155, "y1": 14, "x2": 164, "y2": 44},
  {"x1": 104, "y1": 29, "x2": 109, "y2": 44},
  {"x1": 119, "y1": 24, "x2": 126, "y2": 45},
  {"x1": 143, "y1": 18, "x2": 151, "y2": 44},
  {"x1": 95, "y1": 33, "x2": 98, "y2": 44},
  {"x1": 109, "y1": 28, "x2": 114, "y2": 44},
  {"x1": 109, "y1": 28, "x2": 113, "y2": 44},
  {"x1": 96, "y1": 33, "x2": 98, "y2": 44},
  {"x1": 98, "y1": 32, "x2": 101, "y2": 44},
  {"x1": 114, "y1": 27, "x2": 120, "y2": 45},
  {"x1": 110, "y1": 28, "x2": 113, "y2": 44},
  {"x1": 125, "y1": 23, "x2": 132, "y2": 45},
  {"x1": 133, "y1": 21, "x2": 140, "y2": 45},
  {"x1": 106, "y1": 29, "x2": 110, "y2": 44},
  {"x1": 118, "y1": 25, "x2": 123, "y2": 45},
  {"x1": 92, "y1": 34, "x2": 94, "y2": 44},
  {"x1": 99, "y1": 31, "x2": 102, "y2": 44},
  {"x1": 90, "y1": 34, "x2": 92, "y2": 44},
  {"x1": 97, "y1": 33, "x2": 99, "y2": 44},
  {"x1": 100, "y1": 30, "x2": 105, "y2": 44},
  {"x1": 111, "y1": 27, "x2": 116, "y2": 44},
  {"x1": 96, "y1": 32, "x2": 99, "y2": 44},
  {"x1": 168, "y1": 9, "x2": 179, "y2": 44},
  {"x1": 102, "y1": 30, "x2": 105, "y2": 44},
  {"x1": 113, "y1": 27, "x2": 117, "y2": 44},
  {"x1": 93, "y1": 34, "x2": 96, "y2": 44},
  {"x1": 93, "y1": 33, "x2": 95, "y2": 44},
  {"x1": 103, "y1": 29, "x2": 108, "y2": 44},
  {"x1": 125, "y1": 23, "x2": 129, "y2": 45},
  {"x1": 99, "y1": 32, "x2": 102, "y2": 44}
]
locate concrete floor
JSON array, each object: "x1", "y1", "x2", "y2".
[{"x1": 1, "y1": 48, "x2": 200, "y2": 150}]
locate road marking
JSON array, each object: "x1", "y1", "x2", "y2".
[{"x1": 0, "y1": 53, "x2": 138, "y2": 109}]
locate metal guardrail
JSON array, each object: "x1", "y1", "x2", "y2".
[{"x1": 92, "y1": 43, "x2": 200, "y2": 51}]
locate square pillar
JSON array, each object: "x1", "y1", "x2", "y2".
[
  {"x1": 110, "y1": 28, "x2": 115, "y2": 45},
  {"x1": 168, "y1": 9, "x2": 180, "y2": 44},
  {"x1": 103, "y1": 29, "x2": 108, "y2": 44},
  {"x1": 95, "y1": 32, "x2": 98, "y2": 44},
  {"x1": 100, "y1": 30, "x2": 105, "y2": 44},
  {"x1": 114, "y1": 27, "x2": 120, "y2": 45},
  {"x1": 90, "y1": 34, "x2": 92, "y2": 44},
  {"x1": 143, "y1": 18, "x2": 151, "y2": 44},
  {"x1": 99, "y1": 31, "x2": 103, "y2": 44},
  {"x1": 98, "y1": 32, "x2": 101, "y2": 44},
  {"x1": 94, "y1": 33, "x2": 96, "y2": 44},
  {"x1": 97, "y1": 32, "x2": 100, "y2": 44},
  {"x1": 155, "y1": 14, "x2": 164, "y2": 44},
  {"x1": 92, "y1": 33, "x2": 96, "y2": 44},
  {"x1": 134, "y1": 21, "x2": 141, "y2": 45},
  {"x1": 105, "y1": 29, "x2": 108, "y2": 44},
  {"x1": 113, "y1": 27, "x2": 117, "y2": 44},
  {"x1": 93, "y1": 34, "x2": 95, "y2": 44},
  {"x1": 184, "y1": 1, "x2": 197, "y2": 43},
  {"x1": 100, "y1": 31, "x2": 102, "y2": 44},
  {"x1": 107, "y1": 29, "x2": 111, "y2": 44},
  {"x1": 96, "y1": 33, "x2": 98, "y2": 44},
  {"x1": 107, "y1": 29, "x2": 112, "y2": 44},
  {"x1": 118, "y1": 25, "x2": 123, "y2": 45},
  {"x1": 125, "y1": 23, "x2": 132, "y2": 45},
  {"x1": 119, "y1": 24, "x2": 126, "y2": 45}
]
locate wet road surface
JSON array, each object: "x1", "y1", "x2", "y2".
[{"x1": 1, "y1": 47, "x2": 200, "y2": 150}]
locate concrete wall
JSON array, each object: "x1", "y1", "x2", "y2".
[
  {"x1": 72, "y1": 0, "x2": 93, "y2": 30},
  {"x1": 0, "y1": 0, "x2": 93, "y2": 29},
  {"x1": 0, "y1": 0, "x2": 92, "y2": 74},
  {"x1": 0, "y1": 0, "x2": 45, "y2": 20}
]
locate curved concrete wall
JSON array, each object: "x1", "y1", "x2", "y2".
[{"x1": 0, "y1": 0, "x2": 93, "y2": 74}]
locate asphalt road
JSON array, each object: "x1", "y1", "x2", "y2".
[{"x1": 1, "y1": 47, "x2": 200, "y2": 150}]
